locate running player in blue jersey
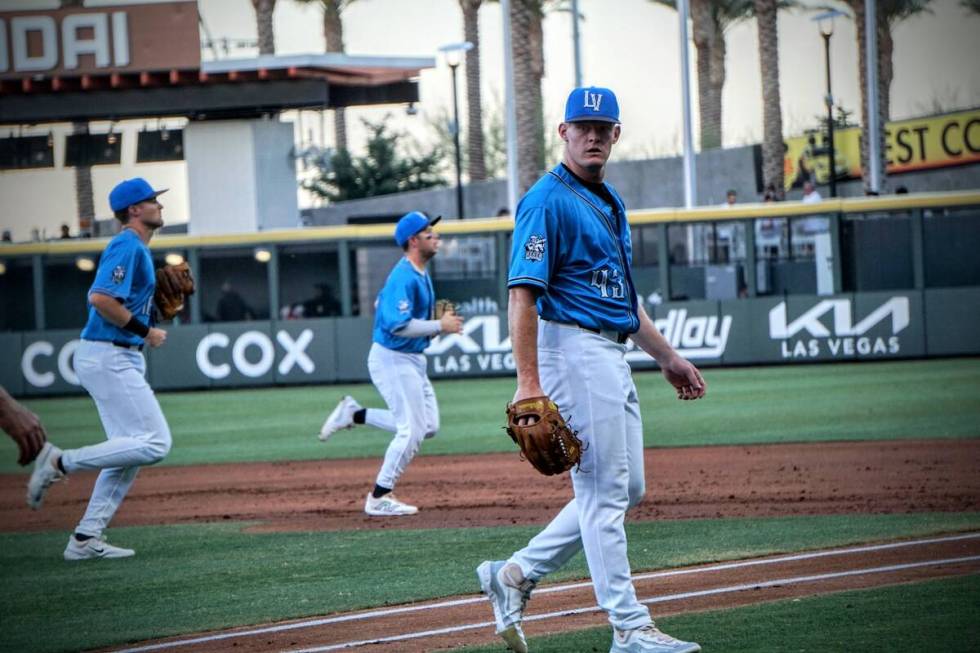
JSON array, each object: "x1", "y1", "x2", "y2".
[
  {"x1": 477, "y1": 88, "x2": 706, "y2": 653},
  {"x1": 318, "y1": 211, "x2": 464, "y2": 516},
  {"x1": 27, "y1": 178, "x2": 173, "y2": 560}
]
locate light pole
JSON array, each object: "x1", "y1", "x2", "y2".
[
  {"x1": 438, "y1": 41, "x2": 473, "y2": 219},
  {"x1": 814, "y1": 10, "x2": 844, "y2": 198}
]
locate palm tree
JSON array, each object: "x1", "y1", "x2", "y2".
[
  {"x1": 843, "y1": 0, "x2": 932, "y2": 191},
  {"x1": 652, "y1": 0, "x2": 755, "y2": 150},
  {"x1": 294, "y1": 1, "x2": 358, "y2": 151},
  {"x1": 960, "y1": 0, "x2": 980, "y2": 13},
  {"x1": 509, "y1": 0, "x2": 547, "y2": 194},
  {"x1": 251, "y1": 0, "x2": 277, "y2": 55},
  {"x1": 460, "y1": 0, "x2": 488, "y2": 181},
  {"x1": 755, "y1": 0, "x2": 784, "y2": 195}
]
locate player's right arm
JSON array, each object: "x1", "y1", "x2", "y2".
[
  {"x1": 89, "y1": 292, "x2": 167, "y2": 348},
  {"x1": 509, "y1": 286, "x2": 545, "y2": 403}
]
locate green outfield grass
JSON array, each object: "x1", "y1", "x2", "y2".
[
  {"x1": 1, "y1": 357, "x2": 978, "y2": 473},
  {"x1": 1, "y1": 513, "x2": 978, "y2": 653},
  {"x1": 460, "y1": 574, "x2": 980, "y2": 652}
]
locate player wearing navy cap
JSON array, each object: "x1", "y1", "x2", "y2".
[
  {"x1": 318, "y1": 211, "x2": 464, "y2": 516},
  {"x1": 26, "y1": 177, "x2": 174, "y2": 560},
  {"x1": 476, "y1": 88, "x2": 706, "y2": 653}
]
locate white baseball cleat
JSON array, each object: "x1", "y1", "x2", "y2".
[
  {"x1": 610, "y1": 624, "x2": 701, "y2": 653},
  {"x1": 318, "y1": 396, "x2": 362, "y2": 442},
  {"x1": 477, "y1": 560, "x2": 537, "y2": 653},
  {"x1": 64, "y1": 535, "x2": 135, "y2": 561},
  {"x1": 26, "y1": 442, "x2": 64, "y2": 510},
  {"x1": 364, "y1": 492, "x2": 418, "y2": 516}
]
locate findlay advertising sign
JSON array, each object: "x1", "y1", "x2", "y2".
[{"x1": 0, "y1": 1, "x2": 200, "y2": 79}]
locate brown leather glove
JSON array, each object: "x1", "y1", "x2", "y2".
[
  {"x1": 505, "y1": 396, "x2": 583, "y2": 475},
  {"x1": 154, "y1": 262, "x2": 195, "y2": 321}
]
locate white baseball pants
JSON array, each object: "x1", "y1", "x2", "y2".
[
  {"x1": 66, "y1": 340, "x2": 172, "y2": 538},
  {"x1": 367, "y1": 342, "x2": 439, "y2": 490},
  {"x1": 509, "y1": 320, "x2": 651, "y2": 631}
]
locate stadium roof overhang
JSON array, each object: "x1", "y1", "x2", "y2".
[{"x1": 0, "y1": 53, "x2": 434, "y2": 125}]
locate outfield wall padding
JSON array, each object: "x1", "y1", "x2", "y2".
[{"x1": 5, "y1": 289, "x2": 978, "y2": 396}]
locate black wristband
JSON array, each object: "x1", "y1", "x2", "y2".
[{"x1": 122, "y1": 316, "x2": 150, "y2": 338}]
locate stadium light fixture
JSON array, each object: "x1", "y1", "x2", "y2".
[
  {"x1": 75, "y1": 257, "x2": 95, "y2": 272},
  {"x1": 813, "y1": 9, "x2": 845, "y2": 198},
  {"x1": 438, "y1": 41, "x2": 474, "y2": 220}
]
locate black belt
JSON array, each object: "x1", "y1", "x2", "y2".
[
  {"x1": 111, "y1": 341, "x2": 144, "y2": 352},
  {"x1": 543, "y1": 319, "x2": 629, "y2": 344}
]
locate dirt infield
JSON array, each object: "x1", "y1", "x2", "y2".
[
  {"x1": 3, "y1": 438, "x2": 978, "y2": 533},
  {"x1": 3, "y1": 438, "x2": 978, "y2": 652}
]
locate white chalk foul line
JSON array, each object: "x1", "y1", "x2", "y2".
[
  {"x1": 114, "y1": 532, "x2": 980, "y2": 653},
  {"x1": 290, "y1": 554, "x2": 980, "y2": 653}
]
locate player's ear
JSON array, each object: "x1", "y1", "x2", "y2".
[
  {"x1": 611, "y1": 124, "x2": 621, "y2": 144},
  {"x1": 558, "y1": 122, "x2": 569, "y2": 142}
]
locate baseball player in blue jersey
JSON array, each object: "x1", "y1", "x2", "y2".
[
  {"x1": 27, "y1": 178, "x2": 173, "y2": 560},
  {"x1": 477, "y1": 88, "x2": 706, "y2": 653},
  {"x1": 318, "y1": 211, "x2": 463, "y2": 516}
]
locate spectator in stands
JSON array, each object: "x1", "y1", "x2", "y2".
[
  {"x1": 725, "y1": 189, "x2": 737, "y2": 206},
  {"x1": 762, "y1": 183, "x2": 780, "y2": 202},
  {"x1": 895, "y1": 185, "x2": 909, "y2": 194},
  {"x1": 1, "y1": 230, "x2": 11, "y2": 243},
  {"x1": 303, "y1": 283, "x2": 341, "y2": 317},
  {"x1": 802, "y1": 181, "x2": 823, "y2": 204},
  {"x1": 216, "y1": 280, "x2": 255, "y2": 322},
  {"x1": 496, "y1": 207, "x2": 511, "y2": 217},
  {"x1": 59, "y1": 224, "x2": 72, "y2": 239}
]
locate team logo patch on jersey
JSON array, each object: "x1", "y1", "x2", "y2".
[
  {"x1": 524, "y1": 235, "x2": 547, "y2": 262},
  {"x1": 112, "y1": 265, "x2": 126, "y2": 284},
  {"x1": 397, "y1": 299, "x2": 411, "y2": 314}
]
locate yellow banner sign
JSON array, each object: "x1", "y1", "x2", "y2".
[{"x1": 784, "y1": 108, "x2": 980, "y2": 190}]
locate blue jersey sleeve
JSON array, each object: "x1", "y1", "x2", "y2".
[
  {"x1": 508, "y1": 206, "x2": 558, "y2": 291},
  {"x1": 377, "y1": 272, "x2": 421, "y2": 334},
  {"x1": 89, "y1": 237, "x2": 138, "y2": 300}
]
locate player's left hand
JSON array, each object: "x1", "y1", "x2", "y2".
[
  {"x1": 1, "y1": 402, "x2": 47, "y2": 465},
  {"x1": 661, "y1": 355, "x2": 706, "y2": 401}
]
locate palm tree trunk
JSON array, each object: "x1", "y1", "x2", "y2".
[
  {"x1": 510, "y1": 0, "x2": 545, "y2": 194},
  {"x1": 691, "y1": 0, "x2": 724, "y2": 149},
  {"x1": 323, "y1": 0, "x2": 348, "y2": 151},
  {"x1": 72, "y1": 121, "x2": 95, "y2": 236},
  {"x1": 755, "y1": 0, "x2": 784, "y2": 195},
  {"x1": 251, "y1": 0, "x2": 276, "y2": 55},
  {"x1": 461, "y1": 0, "x2": 487, "y2": 181}
]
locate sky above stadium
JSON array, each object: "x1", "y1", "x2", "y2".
[{"x1": 0, "y1": 0, "x2": 977, "y2": 238}]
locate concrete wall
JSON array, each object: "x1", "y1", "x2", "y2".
[
  {"x1": 302, "y1": 146, "x2": 980, "y2": 226},
  {"x1": 185, "y1": 119, "x2": 298, "y2": 235}
]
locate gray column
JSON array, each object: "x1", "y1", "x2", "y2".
[
  {"x1": 911, "y1": 208, "x2": 925, "y2": 290},
  {"x1": 338, "y1": 239, "x2": 353, "y2": 317},
  {"x1": 267, "y1": 245, "x2": 280, "y2": 321},
  {"x1": 744, "y1": 218, "x2": 757, "y2": 297},
  {"x1": 32, "y1": 254, "x2": 45, "y2": 330},
  {"x1": 830, "y1": 212, "x2": 843, "y2": 294},
  {"x1": 187, "y1": 248, "x2": 202, "y2": 324},
  {"x1": 657, "y1": 223, "x2": 671, "y2": 301},
  {"x1": 496, "y1": 231, "x2": 510, "y2": 311}
]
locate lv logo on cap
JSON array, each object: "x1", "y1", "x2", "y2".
[{"x1": 584, "y1": 91, "x2": 603, "y2": 112}]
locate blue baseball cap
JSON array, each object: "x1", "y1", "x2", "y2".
[
  {"x1": 109, "y1": 177, "x2": 168, "y2": 212},
  {"x1": 394, "y1": 211, "x2": 441, "y2": 247},
  {"x1": 564, "y1": 86, "x2": 620, "y2": 124}
]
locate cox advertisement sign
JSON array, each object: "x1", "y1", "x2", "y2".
[{"x1": 5, "y1": 290, "x2": 970, "y2": 396}]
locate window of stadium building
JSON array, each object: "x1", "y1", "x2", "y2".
[
  {"x1": 278, "y1": 243, "x2": 344, "y2": 320},
  {"x1": 198, "y1": 248, "x2": 270, "y2": 323},
  {"x1": 43, "y1": 256, "x2": 98, "y2": 329},
  {"x1": 0, "y1": 257, "x2": 36, "y2": 331}
]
